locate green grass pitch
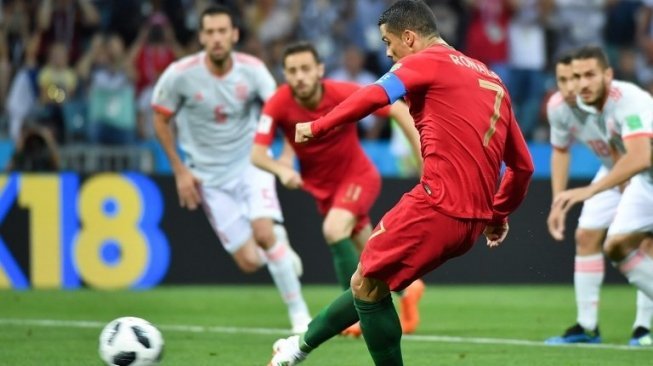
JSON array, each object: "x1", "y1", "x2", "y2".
[{"x1": 1, "y1": 285, "x2": 651, "y2": 365}]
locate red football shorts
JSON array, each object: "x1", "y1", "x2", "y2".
[
  {"x1": 361, "y1": 184, "x2": 487, "y2": 291},
  {"x1": 315, "y1": 168, "x2": 381, "y2": 235}
]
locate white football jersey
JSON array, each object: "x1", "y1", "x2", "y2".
[
  {"x1": 547, "y1": 91, "x2": 614, "y2": 168},
  {"x1": 577, "y1": 80, "x2": 653, "y2": 182},
  {"x1": 152, "y1": 51, "x2": 277, "y2": 187}
]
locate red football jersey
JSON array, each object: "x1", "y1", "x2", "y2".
[
  {"x1": 312, "y1": 44, "x2": 533, "y2": 222},
  {"x1": 255, "y1": 79, "x2": 389, "y2": 201}
]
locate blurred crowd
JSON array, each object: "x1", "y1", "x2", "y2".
[{"x1": 1, "y1": 0, "x2": 653, "y2": 170}]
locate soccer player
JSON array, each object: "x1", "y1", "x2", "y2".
[
  {"x1": 545, "y1": 51, "x2": 653, "y2": 345},
  {"x1": 151, "y1": 5, "x2": 311, "y2": 334},
  {"x1": 251, "y1": 41, "x2": 424, "y2": 335},
  {"x1": 268, "y1": 1, "x2": 534, "y2": 365},
  {"x1": 551, "y1": 45, "x2": 653, "y2": 344}
]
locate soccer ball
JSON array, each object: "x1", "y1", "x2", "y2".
[{"x1": 99, "y1": 317, "x2": 164, "y2": 366}]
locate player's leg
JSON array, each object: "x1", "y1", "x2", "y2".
[
  {"x1": 351, "y1": 267, "x2": 402, "y2": 365},
  {"x1": 269, "y1": 186, "x2": 484, "y2": 365},
  {"x1": 246, "y1": 165, "x2": 311, "y2": 334},
  {"x1": 546, "y1": 174, "x2": 619, "y2": 344},
  {"x1": 606, "y1": 231, "x2": 652, "y2": 294},
  {"x1": 630, "y1": 237, "x2": 653, "y2": 346},
  {"x1": 352, "y1": 186, "x2": 485, "y2": 366},
  {"x1": 322, "y1": 207, "x2": 359, "y2": 290},
  {"x1": 352, "y1": 220, "x2": 425, "y2": 335},
  {"x1": 200, "y1": 185, "x2": 264, "y2": 272},
  {"x1": 351, "y1": 223, "x2": 371, "y2": 253},
  {"x1": 604, "y1": 176, "x2": 653, "y2": 341},
  {"x1": 545, "y1": 228, "x2": 605, "y2": 344},
  {"x1": 324, "y1": 174, "x2": 381, "y2": 290}
]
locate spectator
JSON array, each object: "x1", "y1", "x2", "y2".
[
  {"x1": 346, "y1": 0, "x2": 392, "y2": 75},
  {"x1": 298, "y1": 0, "x2": 348, "y2": 73},
  {"x1": 329, "y1": 44, "x2": 385, "y2": 140},
  {"x1": 36, "y1": 41, "x2": 78, "y2": 143},
  {"x1": 128, "y1": 12, "x2": 182, "y2": 140},
  {"x1": 425, "y1": 0, "x2": 468, "y2": 49},
  {"x1": 77, "y1": 33, "x2": 137, "y2": 144},
  {"x1": 244, "y1": 0, "x2": 299, "y2": 46},
  {"x1": 548, "y1": 0, "x2": 612, "y2": 60},
  {"x1": 635, "y1": 0, "x2": 653, "y2": 93},
  {"x1": 36, "y1": 0, "x2": 100, "y2": 63},
  {"x1": 507, "y1": 0, "x2": 552, "y2": 140},
  {"x1": 7, "y1": 124, "x2": 60, "y2": 171},
  {"x1": 464, "y1": 0, "x2": 514, "y2": 83},
  {"x1": 6, "y1": 33, "x2": 40, "y2": 142}
]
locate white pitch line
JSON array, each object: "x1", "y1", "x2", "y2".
[{"x1": 0, "y1": 318, "x2": 650, "y2": 352}]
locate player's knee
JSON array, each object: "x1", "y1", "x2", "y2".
[
  {"x1": 323, "y1": 222, "x2": 349, "y2": 244},
  {"x1": 575, "y1": 229, "x2": 603, "y2": 253},
  {"x1": 252, "y1": 226, "x2": 276, "y2": 249},
  {"x1": 232, "y1": 244, "x2": 264, "y2": 274},
  {"x1": 235, "y1": 258, "x2": 262, "y2": 274},
  {"x1": 350, "y1": 268, "x2": 364, "y2": 295},
  {"x1": 604, "y1": 236, "x2": 629, "y2": 262}
]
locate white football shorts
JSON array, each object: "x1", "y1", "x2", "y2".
[
  {"x1": 200, "y1": 164, "x2": 284, "y2": 253},
  {"x1": 578, "y1": 166, "x2": 621, "y2": 230},
  {"x1": 608, "y1": 174, "x2": 653, "y2": 236}
]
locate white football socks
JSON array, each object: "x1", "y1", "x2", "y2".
[
  {"x1": 619, "y1": 250, "x2": 653, "y2": 313},
  {"x1": 574, "y1": 254, "x2": 604, "y2": 330},
  {"x1": 634, "y1": 291, "x2": 653, "y2": 330},
  {"x1": 265, "y1": 225, "x2": 310, "y2": 318}
]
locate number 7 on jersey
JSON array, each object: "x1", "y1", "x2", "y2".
[{"x1": 478, "y1": 79, "x2": 505, "y2": 146}]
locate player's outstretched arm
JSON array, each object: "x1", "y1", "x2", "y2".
[
  {"x1": 554, "y1": 135, "x2": 652, "y2": 212},
  {"x1": 309, "y1": 84, "x2": 391, "y2": 139},
  {"x1": 389, "y1": 101, "x2": 423, "y2": 174},
  {"x1": 153, "y1": 110, "x2": 202, "y2": 210},
  {"x1": 251, "y1": 143, "x2": 303, "y2": 189}
]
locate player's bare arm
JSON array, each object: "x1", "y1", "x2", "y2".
[
  {"x1": 278, "y1": 137, "x2": 296, "y2": 168},
  {"x1": 548, "y1": 148, "x2": 571, "y2": 241},
  {"x1": 251, "y1": 143, "x2": 303, "y2": 189},
  {"x1": 153, "y1": 110, "x2": 202, "y2": 210},
  {"x1": 554, "y1": 135, "x2": 652, "y2": 212},
  {"x1": 388, "y1": 101, "x2": 422, "y2": 173}
]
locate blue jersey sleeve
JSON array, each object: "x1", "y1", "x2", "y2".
[{"x1": 375, "y1": 72, "x2": 406, "y2": 104}]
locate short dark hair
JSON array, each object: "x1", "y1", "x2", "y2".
[
  {"x1": 378, "y1": 0, "x2": 439, "y2": 37},
  {"x1": 555, "y1": 50, "x2": 576, "y2": 66},
  {"x1": 282, "y1": 41, "x2": 321, "y2": 67},
  {"x1": 572, "y1": 45, "x2": 611, "y2": 69},
  {"x1": 199, "y1": 5, "x2": 236, "y2": 30}
]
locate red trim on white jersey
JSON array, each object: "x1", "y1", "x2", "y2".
[
  {"x1": 234, "y1": 52, "x2": 264, "y2": 66},
  {"x1": 172, "y1": 54, "x2": 202, "y2": 72},
  {"x1": 552, "y1": 144, "x2": 570, "y2": 152},
  {"x1": 608, "y1": 86, "x2": 623, "y2": 101},
  {"x1": 623, "y1": 132, "x2": 653, "y2": 140},
  {"x1": 547, "y1": 92, "x2": 564, "y2": 110},
  {"x1": 152, "y1": 104, "x2": 174, "y2": 116}
]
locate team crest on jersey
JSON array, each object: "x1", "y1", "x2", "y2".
[
  {"x1": 257, "y1": 115, "x2": 273, "y2": 134},
  {"x1": 235, "y1": 83, "x2": 249, "y2": 101},
  {"x1": 626, "y1": 115, "x2": 643, "y2": 131},
  {"x1": 390, "y1": 63, "x2": 402, "y2": 72}
]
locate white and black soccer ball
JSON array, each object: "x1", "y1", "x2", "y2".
[{"x1": 99, "y1": 316, "x2": 164, "y2": 366}]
